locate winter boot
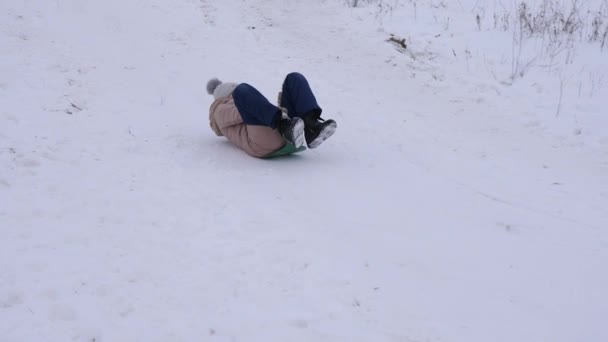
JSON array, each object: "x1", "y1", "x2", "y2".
[
  {"x1": 278, "y1": 117, "x2": 305, "y2": 148},
  {"x1": 303, "y1": 114, "x2": 337, "y2": 149}
]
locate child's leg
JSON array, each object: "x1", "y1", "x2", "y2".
[
  {"x1": 280, "y1": 72, "x2": 322, "y2": 119},
  {"x1": 233, "y1": 83, "x2": 282, "y2": 128}
]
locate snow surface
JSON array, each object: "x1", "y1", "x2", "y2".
[{"x1": 1, "y1": 0, "x2": 607, "y2": 341}]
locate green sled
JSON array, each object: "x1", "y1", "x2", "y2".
[{"x1": 263, "y1": 142, "x2": 307, "y2": 158}]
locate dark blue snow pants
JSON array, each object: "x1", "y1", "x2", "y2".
[
  {"x1": 232, "y1": 72, "x2": 322, "y2": 129},
  {"x1": 280, "y1": 72, "x2": 322, "y2": 119}
]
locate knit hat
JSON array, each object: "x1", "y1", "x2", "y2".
[{"x1": 206, "y1": 78, "x2": 238, "y2": 100}]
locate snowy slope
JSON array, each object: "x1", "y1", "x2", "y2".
[{"x1": 1, "y1": 0, "x2": 607, "y2": 341}]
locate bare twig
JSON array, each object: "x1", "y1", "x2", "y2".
[
  {"x1": 556, "y1": 74, "x2": 567, "y2": 117},
  {"x1": 387, "y1": 35, "x2": 407, "y2": 50}
]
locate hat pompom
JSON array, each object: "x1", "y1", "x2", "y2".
[{"x1": 206, "y1": 78, "x2": 222, "y2": 95}]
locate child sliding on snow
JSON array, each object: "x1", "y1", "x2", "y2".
[{"x1": 206, "y1": 72, "x2": 337, "y2": 158}]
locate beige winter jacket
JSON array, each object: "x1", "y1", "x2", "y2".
[{"x1": 209, "y1": 96, "x2": 285, "y2": 158}]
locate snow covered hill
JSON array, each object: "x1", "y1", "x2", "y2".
[{"x1": 1, "y1": 0, "x2": 607, "y2": 341}]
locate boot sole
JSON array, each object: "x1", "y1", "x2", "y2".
[
  {"x1": 292, "y1": 118, "x2": 306, "y2": 148},
  {"x1": 308, "y1": 121, "x2": 337, "y2": 149}
]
